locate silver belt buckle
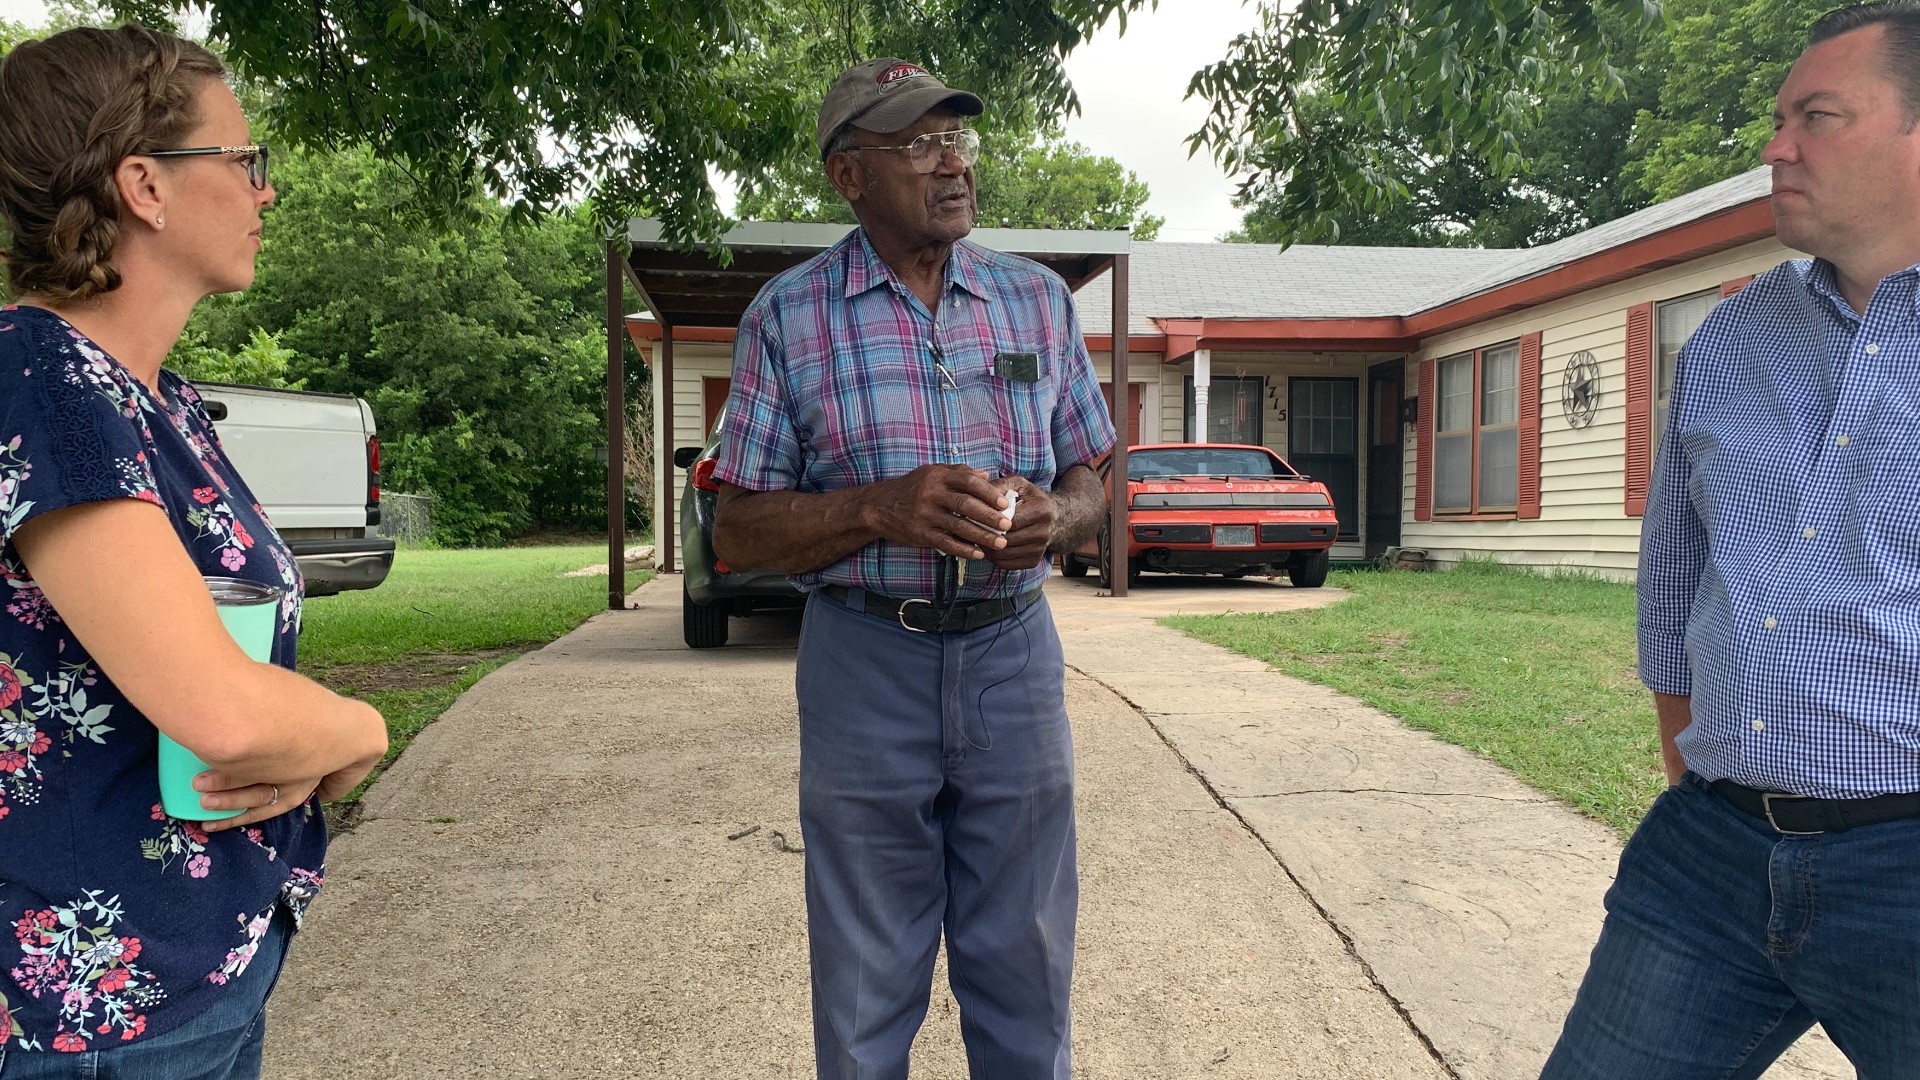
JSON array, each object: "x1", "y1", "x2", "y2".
[
  {"x1": 1762, "y1": 792, "x2": 1822, "y2": 835},
  {"x1": 897, "y1": 597, "x2": 933, "y2": 633}
]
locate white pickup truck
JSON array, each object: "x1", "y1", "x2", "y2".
[{"x1": 194, "y1": 382, "x2": 396, "y2": 597}]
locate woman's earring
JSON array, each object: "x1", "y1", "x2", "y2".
[{"x1": 154, "y1": 215, "x2": 164, "y2": 228}]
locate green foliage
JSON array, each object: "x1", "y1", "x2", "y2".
[
  {"x1": 734, "y1": 126, "x2": 1163, "y2": 237},
  {"x1": 1195, "y1": 0, "x2": 1658, "y2": 247},
  {"x1": 1622, "y1": 0, "x2": 1831, "y2": 203},
  {"x1": 1227, "y1": 10, "x2": 1661, "y2": 248},
  {"x1": 185, "y1": 146, "x2": 624, "y2": 547},
  {"x1": 165, "y1": 327, "x2": 304, "y2": 388},
  {"x1": 106, "y1": 0, "x2": 1152, "y2": 246}
]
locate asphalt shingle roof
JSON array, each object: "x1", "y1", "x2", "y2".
[{"x1": 1071, "y1": 166, "x2": 1773, "y2": 337}]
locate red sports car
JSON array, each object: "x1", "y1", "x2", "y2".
[{"x1": 1063, "y1": 443, "x2": 1339, "y2": 589}]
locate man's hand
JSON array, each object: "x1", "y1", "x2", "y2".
[
  {"x1": 862, "y1": 464, "x2": 1011, "y2": 560},
  {"x1": 985, "y1": 475, "x2": 1055, "y2": 570}
]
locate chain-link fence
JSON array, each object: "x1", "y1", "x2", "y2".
[{"x1": 377, "y1": 492, "x2": 433, "y2": 544}]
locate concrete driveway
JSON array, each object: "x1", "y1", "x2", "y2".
[{"x1": 264, "y1": 572, "x2": 1845, "y2": 1079}]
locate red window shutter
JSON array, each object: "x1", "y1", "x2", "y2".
[
  {"x1": 1414, "y1": 359, "x2": 1435, "y2": 522},
  {"x1": 1517, "y1": 332, "x2": 1543, "y2": 519},
  {"x1": 1624, "y1": 302, "x2": 1655, "y2": 517},
  {"x1": 1720, "y1": 275, "x2": 1754, "y2": 298}
]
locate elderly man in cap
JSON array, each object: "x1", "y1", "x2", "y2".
[{"x1": 709, "y1": 58, "x2": 1113, "y2": 1079}]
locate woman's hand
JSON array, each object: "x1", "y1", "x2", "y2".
[{"x1": 190, "y1": 752, "x2": 382, "y2": 832}]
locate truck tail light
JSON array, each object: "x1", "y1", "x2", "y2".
[
  {"x1": 366, "y1": 436, "x2": 383, "y2": 526},
  {"x1": 691, "y1": 457, "x2": 720, "y2": 492}
]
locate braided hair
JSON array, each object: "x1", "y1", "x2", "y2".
[{"x1": 0, "y1": 24, "x2": 226, "y2": 302}]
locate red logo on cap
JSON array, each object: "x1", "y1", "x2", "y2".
[{"x1": 876, "y1": 63, "x2": 930, "y2": 93}]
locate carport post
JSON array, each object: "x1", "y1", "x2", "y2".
[
  {"x1": 1110, "y1": 253, "x2": 1130, "y2": 598},
  {"x1": 659, "y1": 325, "x2": 675, "y2": 576},
  {"x1": 606, "y1": 240, "x2": 627, "y2": 610}
]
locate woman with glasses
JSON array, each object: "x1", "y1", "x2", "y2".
[{"x1": 0, "y1": 24, "x2": 387, "y2": 1077}]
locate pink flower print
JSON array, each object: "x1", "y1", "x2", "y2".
[
  {"x1": 95, "y1": 967, "x2": 129, "y2": 993},
  {"x1": 52, "y1": 1031, "x2": 87, "y2": 1052},
  {"x1": 151, "y1": 803, "x2": 168, "y2": 821},
  {"x1": 0, "y1": 751, "x2": 25, "y2": 774},
  {"x1": 183, "y1": 823, "x2": 208, "y2": 845},
  {"x1": 233, "y1": 520, "x2": 254, "y2": 548},
  {"x1": 220, "y1": 547, "x2": 245, "y2": 571},
  {"x1": 28, "y1": 731, "x2": 49, "y2": 754},
  {"x1": 117, "y1": 937, "x2": 141, "y2": 963},
  {"x1": 134, "y1": 490, "x2": 164, "y2": 507},
  {"x1": 121, "y1": 1014, "x2": 146, "y2": 1040},
  {"x1": 0, "y1": 661, "x2": 19, "y2": 709},
  {"x1": 193, "y1": 487, "x2": 218, "y2": 504},
  {"x1": 187, "y1": 853, "x2": 211, "y2": 878},
  {"x1": 245, "y1": 827, "x2": 264, "y2": 844}
]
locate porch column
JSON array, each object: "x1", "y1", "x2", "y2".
[
  {"x1": 1192, "y1": 348, "x2": 1211, "y2": 440},
  {"x1": 605, "y1": 241, "x2": 627, "y2": 611},
  {"x1": 659, "y1": 325, "x2": 675, "y2": 575},
  {"x1": 1110, "y1": 253, "x2": 1131, "y2": 598}
]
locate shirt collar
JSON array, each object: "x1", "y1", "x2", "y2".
[
  {"x1": 842, "y1": 228, "x2": 990, "y2": 303},
  {"x1": 1804, "y1": 257, "x2": 1920, "y2": 321}
]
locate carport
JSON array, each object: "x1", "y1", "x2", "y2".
[{"x1": 602, "y1": 221, "x2": 1134, "y2": 608}]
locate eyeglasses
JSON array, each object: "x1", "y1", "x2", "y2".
[
  {"x1": 842, "y1": 128, "x2": 980, "y2": 173},
  {"x1": 147, "y1": 144, "x2": 271, "y2": 190}
]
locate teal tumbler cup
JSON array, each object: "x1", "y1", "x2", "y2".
[{"x1": 155, "y1": 577, "x2": 282, "y2": 820}]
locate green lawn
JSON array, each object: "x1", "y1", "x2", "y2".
[
  {"x1": 1164, "y1": 560, "x2": 1661, "y2": 835},
  {"x1": 299, "y1": 544, "x2": 650, "y2": 819}
]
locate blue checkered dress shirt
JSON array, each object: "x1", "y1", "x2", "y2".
[{"x1": 1640, "y1": 258, "x2": 1920, "y2": 798}]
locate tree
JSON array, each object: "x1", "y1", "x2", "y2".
[
  {"x1": 734, "y1": 126, "x2": 1163, "y2": 237},
  {"x1": 106, "y1": 0, "x2": 1151, "y2": 246},
  {"x1": 184, "y1": 147, "x2": 621, "y2": 546},
  {"x1": 1191, "y1": 0, "x2": 1658, "y2": 247},
  {"x1": 1622, "y1": 0, "x2": 1831, "y2": 203},
  {"x1": 1226, "y1": 9, "x2": 1662, "y2": 248}
]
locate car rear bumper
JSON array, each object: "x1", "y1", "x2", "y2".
[
  {"x1": 289, "y1": 537, "x2": 396, "y2": 597},
  {"x1": 685, "y1": 567, "x2": 803, "y2": 607}
]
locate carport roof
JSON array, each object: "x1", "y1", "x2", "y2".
[{"x1": 624, "y1": 219, "x2": 1130, "y2": 328}]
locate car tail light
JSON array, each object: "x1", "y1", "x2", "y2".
[
  {"x1": 366, "y1": 436, "x2": 383, "y2": 526},
  {"x1": 691, "y1": 457, "x2": 721, "y2": 492}
]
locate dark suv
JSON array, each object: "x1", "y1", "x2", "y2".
[{"x1": 672, "y1": 413, "x2": 805, "y2": 648}]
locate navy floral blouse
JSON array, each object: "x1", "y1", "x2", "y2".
[{"x1": 0, "y1": 305, "x2": 326, "y2": 1053}]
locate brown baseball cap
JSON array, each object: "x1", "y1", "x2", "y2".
[{"x1": 816, "y1": 58, "x2": 984, "y2": 156}]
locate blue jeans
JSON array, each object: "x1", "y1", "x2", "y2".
[
  {"x1": 0, "y1": 909, "x2": 291, "y2": 1080},
  {"x1": 1541, "y1": 772, "x2": 1920, "y2": 1079},
  {"x1": 796, "y1": 589, "x2": 1077, "y2": 1080}
]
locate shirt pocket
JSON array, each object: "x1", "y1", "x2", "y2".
[{"x1": 956, "y1": 366, "x2": 1056, "y2": 481}]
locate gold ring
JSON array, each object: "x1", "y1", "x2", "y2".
[{"x1": 268, "y1": 785, "x2": 280, "y2": 806}]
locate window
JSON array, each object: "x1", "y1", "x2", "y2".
[
  {"x1": 1655, "y1": 290, "x2": 1717, "y2": 448},
  {"x1": 1184, "y1": 375, "x2": 1264, "y2": 444},
  {"x1": 1433, "y1": 341, "x2": 1521, "y2": 514}
]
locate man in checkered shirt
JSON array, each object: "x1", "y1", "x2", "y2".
[
  {"x1": 710, "y1": 59, "x2": 1113, "y2": 1080},
  {"x1": 1543, "y1": 5, "x2": 1920, "y2": 1077}
]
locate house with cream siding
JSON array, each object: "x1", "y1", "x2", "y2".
[{"x1": 629, "y1": 166, "x2": 1791, "y2": 580}]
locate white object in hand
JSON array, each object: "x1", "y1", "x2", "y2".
[{"x1": 999, "y1": 488, "x2": 1018, "y2": 532}]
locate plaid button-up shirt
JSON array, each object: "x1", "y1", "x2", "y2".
[
  {"x1": 1640, "y1": 257, "x2": 1920, "y2": 798},
  {"x1": 713, "y1": 229, "x2": 1115, "y2": 601}
]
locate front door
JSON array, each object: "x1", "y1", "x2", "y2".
[
  {"x1": 1366, "y1": 361, "x2": 1404, "y2": 557},
  {"x1": 1289, "y1": 377, "x2": 1359, "y2": 542}
]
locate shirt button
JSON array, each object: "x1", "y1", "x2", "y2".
[
  {"x1": 1763, "y1": 616, "x2": 1778, "y2": 629},
  {"x1": 1836, "y1": 435, "x2": 1851, "y2": 447},
  {"x1": 1866, "y1": 343, "x2": 1881, "y2": 355},
  {"x1": 1752, "y1": 719, "x2": 1767, "y2": 732},
  {"x1": 951, "y1": 298, "x2": 961, "y2": 309},
  {"x1": 1802, "y1": 527, "x2": 1817, "y2": 540}
]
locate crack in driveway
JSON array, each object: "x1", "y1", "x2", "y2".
[{"x1": 1065, "y1": 663, "x2": 1464, "y2": 1080}]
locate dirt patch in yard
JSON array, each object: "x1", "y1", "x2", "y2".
[{"x1": 305, "y1": 649, "x2": 518, "y2": 695}]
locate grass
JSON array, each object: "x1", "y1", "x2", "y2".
[
  {"x1": 1164, "y1": 559, "x2": 1661, "y2": 835},
  {"x1": 298, "y1": 543, "x2": 651, "y2": 823}
]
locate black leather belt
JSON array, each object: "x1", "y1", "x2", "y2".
[
  {"x1": 1710, "y1": 779, "x2": 1920, "y2": 835},
  {"x1": 820, "y1": 584, "x2": 1042, "y2": 634}
]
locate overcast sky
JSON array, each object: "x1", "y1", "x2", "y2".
[{"x1": 1, "y1": 0, "x2": 1262, "y2": 239}]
